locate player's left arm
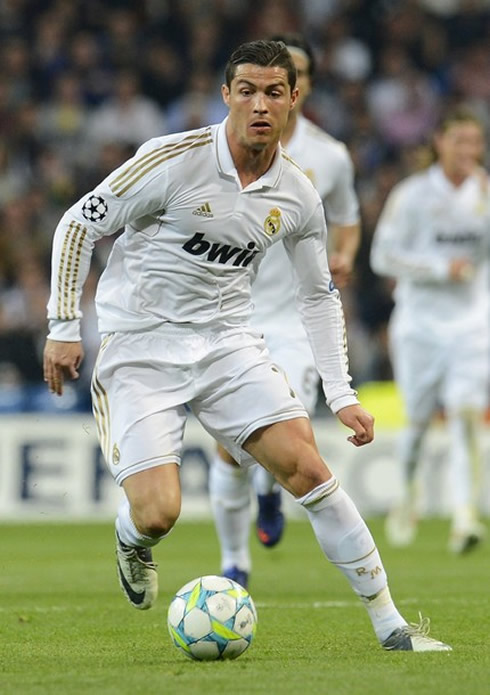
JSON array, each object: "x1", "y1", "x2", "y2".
[
  {"x1": 328, "y1": 222, "x2": 361, "y2": 288},
  {"x1": 336, "y1": 403, "x2": 374, "y2": 446},
  {"x1": 324, "y1": 146, "x2": 361, "y2": 288},
  {"x1": 283, "y1": 202, "x2": 371, "y2": 444}
]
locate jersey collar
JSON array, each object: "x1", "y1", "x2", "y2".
[
  {"x1": 284, "y1": 113, "x2": 307, "y2": 156},
  {"x1": 215, "y1": 117, "x2": 283, "y2": 190},
  {"x1": 429, "y1": 163, "x2": 453, "y2": 192},
  {"x1": 429, "y1": 163, "x2": 473, "y2": 193}
]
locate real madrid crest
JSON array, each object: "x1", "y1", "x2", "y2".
[
  {"x1": 264, "y1": 207, "x2": 282, "y2": 236},
  {"x1": 112, "y1": 443, "x2": 121, "y2": 465}
]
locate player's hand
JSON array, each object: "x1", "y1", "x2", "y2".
[
  {"x1": 43, "y1": 339, "x2": 84, "y2": 396},
  {"x1": 329, "y1": 252, "x2": 354, "y2": 288},
  {"x1": 336, "y1": 404, "x2": 374, "y2": 447},
  {"x1": 449, "y1": 258, "x2": 475, "y2": 282}
]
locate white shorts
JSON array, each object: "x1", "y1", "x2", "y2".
[
  {"x1": 91, "y1": 326, "x2": 308, "y2": 484},
  {"x1": 263, "y1": 331, "x2": 319, "y2": 415},
  {"x1": 389, "y1": 321, "x2": 489, "y2": 421}
]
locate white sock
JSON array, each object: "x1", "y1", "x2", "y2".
[
  {"x1": 447, "y1": 411, "x2": 479, "y2": 522},
  {"x1": 209, "y1": 454, "x2": 252, "y2": 572},
  {"x1": 297, "y1": 478, "x2": 406, "y2": 642},
  {"x1": 398, "y1": 423, "x2": 427, "y2": 498},
  {"x1": 115, "y1": 494, "x2": 164, "y2": 549},
  {"x1": 253, "y1": 464, "x2": 281, "y2": 496}
]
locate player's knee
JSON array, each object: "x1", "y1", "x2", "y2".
[
  {"x1": 273, "y1": 444, "x2": 331, "y2": 498},
  {"x1": 285, "y1": 462, "x2": 331, "y2": 499},
  {"x1": 139, "y1": 509, "x2": 180, "y2": 538},
  {"x1": 132, "y1": 498, "x2": 181, "y2": 538}
]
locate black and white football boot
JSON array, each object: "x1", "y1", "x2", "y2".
[
  {"x1": 382, "y1": 615, "x2": 452, "y2": 652},
  {"x1": 116, "y1": 532, "x2": 158, "y2": 610}
]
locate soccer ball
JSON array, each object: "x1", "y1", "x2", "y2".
[{"x1": 167, "y1": 575, "x2": 257, "y2": 661}]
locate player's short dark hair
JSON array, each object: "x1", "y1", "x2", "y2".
[
  {"x1": 269, "y1": 33, "x2": 316, "y2": 81},
  {"x1": 224, "y1": 40, "x2": 296, "y2": 91}
]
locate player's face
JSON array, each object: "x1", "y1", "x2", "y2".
[
  {"x1": 435, "y1": 121, "x2": 485, "y2": 180},
  {"x1": 222, "y1": 64, "x2": 298, "y2": 151},
  {"x1": 289, "y1": 49, "x2": 312, "y2": 115}
]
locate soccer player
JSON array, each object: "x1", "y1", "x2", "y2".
[
  {"x1": 208, "y1": 33, "x2": 360, "y2": 588},
  {"x1": 371, "y1": 109, "x2": 489, "y2": 553},
  {"x1": 44, "y1": 40, "x2": 450, "y2": 651}
]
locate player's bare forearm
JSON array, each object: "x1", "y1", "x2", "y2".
[
  {"x1": 329, "y1": 222, "x2": 361, "y2": 287},
  {"x1": 336, "y1": 404, "x2": 374, "y2": 447},
  {"x1": 43, "y1": 339, "x2": 84, "y2": 396}
]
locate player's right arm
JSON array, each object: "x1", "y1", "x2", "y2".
[
  {"x1": 323, "y1": 144, "x2": 361, "y2": 288},
  {"x1": 44, "y1": 137, "x2": 169, "y2": 394},
  {"x1": 370, "y1": 180, "x2": 474, "y2": 282},
  {"x1": 328, "y1": 221, "x2": 361, "y2": 288},
  {"x1": 43, "y1": 340, "x2": 84, "y2": 395}
]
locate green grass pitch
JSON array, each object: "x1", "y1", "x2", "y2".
[{"x1": 1, "y1": 518, "x2": 488, "y2": 695}]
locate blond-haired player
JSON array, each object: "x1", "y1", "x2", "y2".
[
  {"x1": 44, "y1": 40, "x2": 450, "y2": 651},
  {"x1": 371, "y1": 109, "x2": 489, "y2": 553}
]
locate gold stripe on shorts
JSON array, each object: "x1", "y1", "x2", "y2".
[{"x1": 91, "y1": 344, "x2": 112, "y2": 462}]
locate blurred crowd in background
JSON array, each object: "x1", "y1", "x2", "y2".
[{"x1": 0, "y1": 0, "x2": 489, "y2": 413}]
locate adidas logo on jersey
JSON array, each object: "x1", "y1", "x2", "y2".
[{"x1": 192, "y1": 202, "x2": 213, "y2": 218}]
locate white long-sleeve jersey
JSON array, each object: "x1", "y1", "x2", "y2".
[
  {"x1": 251, "y1": 114, "x2": 360, "y2": 336},
  {"x1": 47, "y1": 119, "x2": 357, "y2": 413},
  {"x1": 371, "y1": 164, "x2": 490, "y2": 337}
]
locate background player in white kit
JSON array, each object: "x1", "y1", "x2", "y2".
[
  {"x1": 371, "y1": 109, "x2": 489, "y2": 553},
  {"x1": 43, "y1": 40, "x2": 450, "y2": 651},
  {"x1": 209, "y1": 34, "x2": 361, "y2": 588}
]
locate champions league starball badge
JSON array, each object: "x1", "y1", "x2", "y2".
[{"x1": 82, "y1": 195, "x2": 108, "y2": 223}]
